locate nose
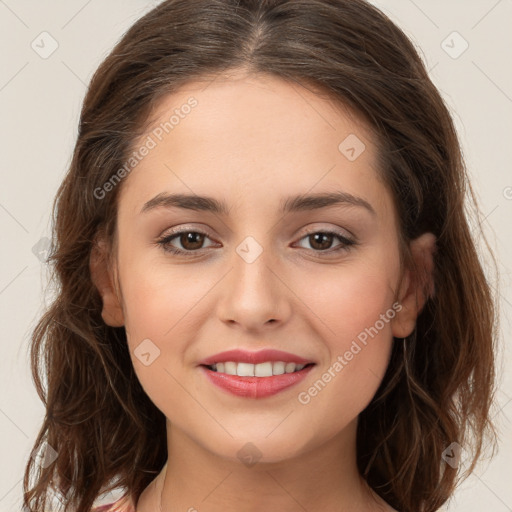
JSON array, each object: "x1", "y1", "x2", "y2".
[{"x1": 216, "y1": 240, "x2": 293, "y2": 332}]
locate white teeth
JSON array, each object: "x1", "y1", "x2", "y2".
[
  {"x1": 224, "y1": 361, "x2": 237, "y2": 375},
  {"x1": 209, "y1": 361, "x2": 309, "y2": 376},
  {"x1": 272, "y1": 361, "x2": 285, "y2": 375},
  {"x1": 237, "y1": 362, "x2": 254, "y2": 377},
  {"x1": 285, "y1": 362, "x2": 296, "y2": 373},
  {"x1": 255, "y1": 362, "x2": 273, "y2": 377}
]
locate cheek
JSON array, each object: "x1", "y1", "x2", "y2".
[
  {"x1": 119, "y1": 259, "x2": 215, "y2": 342},
  {"x1": 118, "y1": 266, "x2": 204, "y2": 423},
  {"x1": 294, "y1": 260, "x2": 398, "y2": 419},
  {"x1": 300, "y1": 257, "x2": 398, "y2": 345},
  {"x1": 116, "y1": 261, "x2": 198, "y2": 384}
]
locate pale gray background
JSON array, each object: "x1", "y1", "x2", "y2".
[{"x1": 0, "y1": 0, "x2": 511, "y2": 511}]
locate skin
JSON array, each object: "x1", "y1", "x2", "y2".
[{"x1": 90, "y1": 69, "x2": 436, "y2": 511}]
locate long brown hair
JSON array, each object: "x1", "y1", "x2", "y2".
[{"x1": 23, "y1": 1, "x2": 499, "y2": 511}]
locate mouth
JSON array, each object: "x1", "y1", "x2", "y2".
[
  {"x1": 201, "y1": 361, "x2": 316, "y2": 377},
  {"x1": 198, "y1": 348, "x2": 316, "y2": 398},
  {"x1": 199, "y1": 360, "x2": 316, "y2": 399}
]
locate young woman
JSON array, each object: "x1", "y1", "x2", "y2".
[{"x1": 23, "y1": 1, "x2": 498, "y2": 511}]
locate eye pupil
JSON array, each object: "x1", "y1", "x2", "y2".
[
  {"x1": 310, "y1": 233, "x2": 333, "y2": 250},
  {"x1": 181, "y1": 232, "x2": 204, "y2": 250}
]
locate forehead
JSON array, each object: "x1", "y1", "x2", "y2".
[{"x1": 118, "y1": 71, "x2": 391, "y2": 220}]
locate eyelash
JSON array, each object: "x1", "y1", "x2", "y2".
[{"x1": 156, "y1": 227, "x2": 357, "y2": 257}]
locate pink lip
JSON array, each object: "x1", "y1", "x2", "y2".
[
  {"x1": 200, "y1": 364, "x2": 315, "y2": 399},
  {"x1": 198, "y1": 349, "x2": 314, "y2": 366}
]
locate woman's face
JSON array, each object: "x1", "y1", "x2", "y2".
[{"x1": 96, "y1": 71, "x2": 429, "y2": 463}]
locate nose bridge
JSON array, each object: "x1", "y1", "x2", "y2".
[{"x1": 218, "y1": 234, "x2": 291, "y2": 327}]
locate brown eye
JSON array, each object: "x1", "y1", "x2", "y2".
[
  {"x1": 295, "y1": 230, "x2": 356, "y2": 255},
  {"x1": 308, "y1": 232, "x2": 335, "y2": 251},
  {"x1": 178, "y1": 232, "x2": 206, "y2": 250},
  {"x1": 157, "y1": 229, "x2": 216, "y2": 255},
  {"x1": 157, "y1": 228, "x2": 356, "y2": 258}
]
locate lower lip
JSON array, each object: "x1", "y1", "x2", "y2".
[{"x1": 200, "y1": 364, "x2": 315, "y2": 398}]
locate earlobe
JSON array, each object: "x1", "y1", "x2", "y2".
[
  {"x1": 89, "y1": 238, "x2": 125, "y2": 327},
  {"x1": 391, "y1": 232, "x2": 437, "y2": 339}
]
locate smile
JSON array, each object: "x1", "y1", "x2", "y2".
[
  {"x1": 205, "y1": 361, "x2": 312, "y2": 376},
  {"x1": 200, "y1": 362, "x2": 315, "y2": 399}
]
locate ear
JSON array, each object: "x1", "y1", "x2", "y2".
[
  {"x1": 89, "y1": 236, "x2": 125, "y2": 327},
  {"x1": 391, "y1": 232, "x2": 437, "y2": 338}
]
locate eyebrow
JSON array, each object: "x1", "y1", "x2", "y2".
[{"x1": 140, "y1": 191, "x2": 376, "y2": 217}]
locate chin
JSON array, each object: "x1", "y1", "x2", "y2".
[{"x1": 198, "y1": 428, "x2": 317, "y2": 467}]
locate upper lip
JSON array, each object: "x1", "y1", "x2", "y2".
[{"x1": 199, "y1": 349, "x2": 315, "y2": 366}]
